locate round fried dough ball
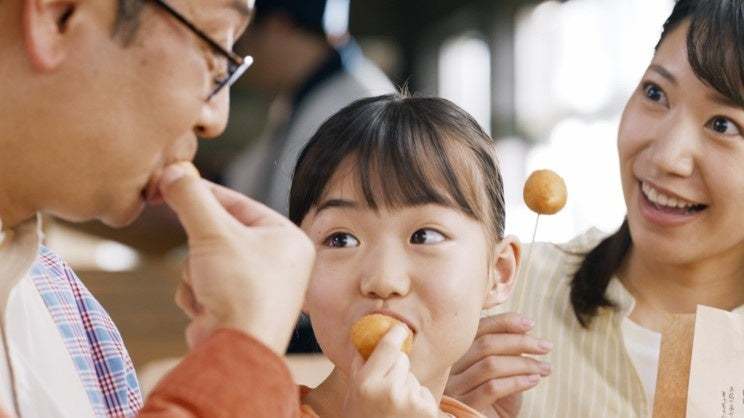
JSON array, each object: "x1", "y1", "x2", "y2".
[
  {"x1": 350, "y1": 314, "x2": 413, "y2": 360},
  {"x1": 523, "y1": 170, "x2": 567, "y2": 215}
]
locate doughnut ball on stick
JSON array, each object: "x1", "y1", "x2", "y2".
[
  {"x1": 523, "y1": 170, "x2": 567, "y2": 215},
  {"x1": 517, "y1": 170, "x2": 567, "y2": 307},
  {"x1": 350, "y1": 314, "x2": 413, "y2": 360}
]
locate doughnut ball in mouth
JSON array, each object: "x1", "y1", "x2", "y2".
[{"x1": 350, "y1": 314, "x2": 413, "y2": 360}]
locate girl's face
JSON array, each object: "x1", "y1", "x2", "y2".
[
  {"x1": 619, "y1": 22, "x2": 744, "y2": 265},
  {"x1": 300, "y1": 162, "x2": 517, "y2": 385}
]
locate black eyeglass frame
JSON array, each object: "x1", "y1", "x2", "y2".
[{"x1": 150, "y1": 0, "x2": 253, "y2": 100}]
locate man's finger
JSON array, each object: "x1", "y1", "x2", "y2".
[
  {"x1": 175, "y1": 281, "x2": 202, "y2": 319},
  {"x1": 205, "y1": 180, "x2": 292, "y2": 228},
  {"x1": 159, "y1": 163, "x2": 227, "y2": 240}
]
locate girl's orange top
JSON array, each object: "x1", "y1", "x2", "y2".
[{"x1": 298, "y1": 385, "x2": 485, "y2": 418}]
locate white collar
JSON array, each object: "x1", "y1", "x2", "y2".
[{"x1": 0, "y1": 215, "x2": 43, "y2": 313}]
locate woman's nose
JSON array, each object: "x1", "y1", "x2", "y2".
[{"x1": 649, "y1": 112, "x2": 698, "y2": 178}]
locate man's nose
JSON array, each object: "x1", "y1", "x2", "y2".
[{"x1": 195, "y1": 91, "x2": 230, "y2": 139}]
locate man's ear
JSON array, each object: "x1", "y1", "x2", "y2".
[
  {"x1": 23, "y1": 0, "x2": 79, "y2": 70},
  {"x1": 483, "y1": 235, "x2": 521, "y2": 309}
]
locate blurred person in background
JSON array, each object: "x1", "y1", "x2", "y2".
[
  {"x1": 225, "y1": 0, "x2": 394, "y2": 354},
  {"x1": 225, "y1": 0, "x2": 395, "y2": 215}
]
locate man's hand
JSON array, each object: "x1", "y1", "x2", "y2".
[
  {"x1": 445, "y1": 313, "x2": 552, "y2": 418},
  {"x1": 159, "y1": 162, "x2": 315, "y2": 355}
]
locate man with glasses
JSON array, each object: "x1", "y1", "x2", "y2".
[{"x1": 0, "y1": 0, "x2": 313, "y2": 416}]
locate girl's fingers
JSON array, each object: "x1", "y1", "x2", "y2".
[{"x1": 359, "y1": 324, "x2": 410, "y2": 380}]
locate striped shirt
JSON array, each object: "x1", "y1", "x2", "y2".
[
  {"x1": 489, "y1": 229, "x2": 648, "y2": 418},
  {"x1": 492, "y1": 228, "x2": 744, "y2": 418}
]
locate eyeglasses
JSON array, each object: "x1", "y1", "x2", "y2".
[{"x1": 149, "y1": 0, "x2": 253, "y2": 100}]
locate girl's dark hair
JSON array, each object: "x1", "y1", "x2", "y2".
[
  {"x1": 289, "y1": 93, "x2": 506, "y2": 242},
  {"x1": 571, "y1": 0, "x2": 744, "y2": 327}
]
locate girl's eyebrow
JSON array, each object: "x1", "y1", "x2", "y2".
[
  {"x1": 706, "y1": 91, "x2": 740, "y2": 108},
  {"x1": 316, "y1": 198, "x2": 359, "y2": 214}
]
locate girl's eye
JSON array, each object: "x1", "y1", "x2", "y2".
[
  {"x1": 410, "y1": 228, "x2": 446, "y2": 245},
  {"x1": 323, "y1": 232, "x2": 359, "y2": 248},
  {"x1": 642, "y1": 82, "x2": 667, "y2": 105},
  {"x1": 706, "y1": 116, "x2": 742, "y2": 137}
]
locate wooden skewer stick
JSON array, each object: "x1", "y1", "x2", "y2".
[{"x1": 516, "y1": 213, "x2": 540, "y2": 309}]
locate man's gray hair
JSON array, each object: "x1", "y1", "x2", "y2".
[{"x1": 114, "y1": 0, "x2": 145, "y2": 44}]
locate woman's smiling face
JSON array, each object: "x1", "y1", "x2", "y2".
[{"x1": 618, "y1": 22, "x2": 744, "y2": 265}]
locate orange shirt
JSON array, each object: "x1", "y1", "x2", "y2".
[
  {"x1": 0, "y1": 329, "x2": 300, "y2": 418},
  {"x1": 298, "y1": 385, "x2": 484, "y2": 418},
  {"x1": 135, "y1": 329, "x2": 300, "y2": 418}
]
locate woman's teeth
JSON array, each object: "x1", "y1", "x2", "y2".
[{"x1": 641, "y1": 182, "x2": 706, "y2": 213}]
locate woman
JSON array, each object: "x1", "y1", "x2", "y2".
[{"x1": 445, "y1": 0, "x2": 744, "y2": 417}]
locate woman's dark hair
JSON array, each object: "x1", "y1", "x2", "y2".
[
  {"x1": 571, "y1": 0, "x2": 744, "y2": 327},
  {"x1": 289, "y1": 93, "x2": 506, "y2": 242}
]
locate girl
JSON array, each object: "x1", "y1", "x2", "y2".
[{"x1": 288, "y1": 94, "x2": 530, "y2": 418}]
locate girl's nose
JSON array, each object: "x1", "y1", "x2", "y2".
[{"x1": 359, "y1": 244, "x2": 411, "y2": 299}]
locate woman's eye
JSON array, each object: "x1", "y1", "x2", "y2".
[
  {"x1": 410, "y1": 229, "x2": 446, "y2": 245},
  {"x1": 706, "y1": 116, "x2": 742, "y2": 136},
  {"x1": 642, "y1": 82, "x2": 667, "y2": 105},
  {"x1": 323, "y1": 232, "x2": 359, "y2": 248}
]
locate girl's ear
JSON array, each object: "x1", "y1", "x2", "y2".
[{"x1": 483, "y1": 235, "x2": 521, "y2": 309}]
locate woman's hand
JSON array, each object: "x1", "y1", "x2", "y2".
[
  {"x1": 343, "y1": 324, "x2": 439, "y2": 418},
  {"x1": 445, "y1": 313, "x2": 552, "y2": 418}
]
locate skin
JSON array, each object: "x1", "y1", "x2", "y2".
[
  {"x1": 446, "y1": 19, "x2": 744, "y2": 417},
  {"x1": 618, "y1": 22, "x2": 744, "y2": 330},
  {"x1": 0, "y1": 0, "x2": 245, "y2": 228},
  {"x1": 299, "y1": 159, "x2": 521, "y2": 418},
  {"x1": 0, "y1": 0, "x2": 315, "y2": 356}
]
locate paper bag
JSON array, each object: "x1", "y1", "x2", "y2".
[{"x1": 653, "y1": 306, "x2": 744, "y2": 418}]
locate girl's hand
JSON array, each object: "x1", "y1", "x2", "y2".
[
  {"x1": 343, "y1": 324, "x2": 439, "y2": 418},
  {"x1": 445, "y1": 313, "x2": 552, "y2": 418}
]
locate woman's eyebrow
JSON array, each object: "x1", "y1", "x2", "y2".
[{"x1": 649, "y1": 64, "x2": 678, "y2": 85}]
